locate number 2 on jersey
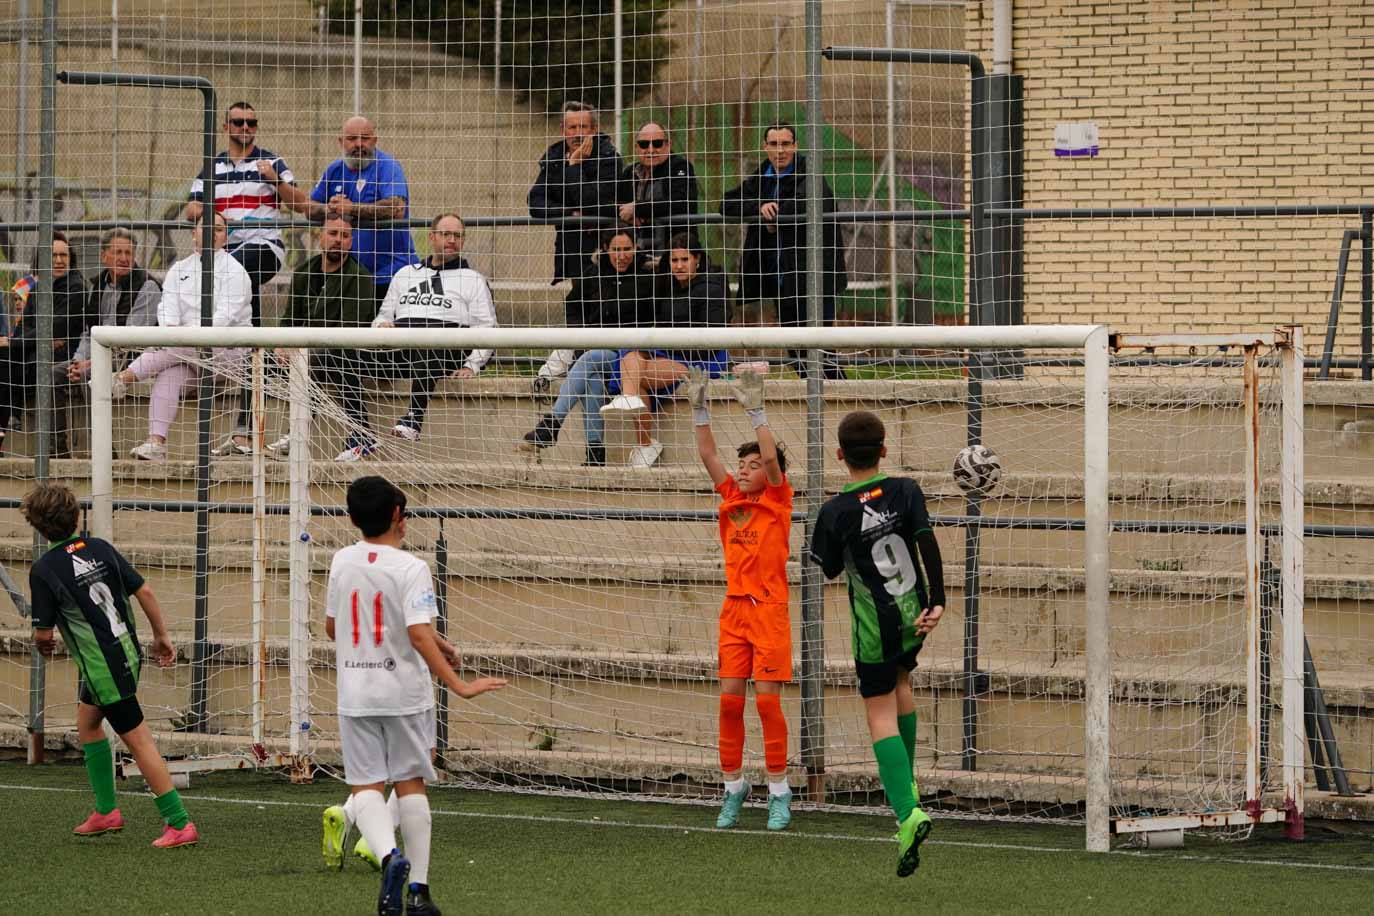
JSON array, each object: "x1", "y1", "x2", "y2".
[
  {"x1": 351, "y1": 591, "x2": 384, "y2": 647},
  {"x1": 88, "y1": 581, "x2": 128, "y2": 639}
]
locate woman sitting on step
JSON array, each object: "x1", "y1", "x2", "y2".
[
  {"x1": 518, "y1": 227, "x2": 656, "y2": 466},
  {"x1": 600, "y1": 232, "x2": 729, "y2": 469}
]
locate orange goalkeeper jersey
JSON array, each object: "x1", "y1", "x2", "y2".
[{"x1": 716, "y1": 475, "x2": 794, "y2": 602}]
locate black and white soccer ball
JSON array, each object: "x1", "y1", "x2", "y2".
[{"x1": 952, "y1": 444, "x2": 1002, "y2": 495}]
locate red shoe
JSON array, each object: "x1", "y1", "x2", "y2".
[
  {"x1": 152, "y1": 821, "x2": 199, "y2": 848},
  {"x1": 73, "y1": 808, "x2": 124, "y2": 836}
]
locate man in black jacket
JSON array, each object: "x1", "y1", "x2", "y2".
[
  {"x1": 529, "y1": 101, "x2": 629, "y2": 388},
  {"x1": 619, "y1": 121, "x2": 700, "y2": 269},
  {"x1": 721, "y1": 122, "x2": 849, "y2": 379}
]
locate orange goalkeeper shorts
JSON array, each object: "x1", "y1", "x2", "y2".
[{"x1": 718, "y1": 596, "x2": 793, "y2": 682}]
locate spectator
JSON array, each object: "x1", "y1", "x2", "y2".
[
  {"x1": 601, "y1": 232, "x2": 729, "y2": 469},
  {"x1": 720, "y1": 122, "x2": 848, "y2": 379},
  {"x1": 109, "y1": 214, "x2": 253, "y2": 462},
  {"x1": 184, "y1": 101, "x2": 297, "y2": 326},
  {"x1": 0, "y1": 231, "x2": 91, "y2": 456},
  {"x1": 373, "y1": 213, "x2": 496, "y2": 442},
  {"x1": 519, "y1": 228, "x2": 657, "y2": 466},
  {"x1": 272, "y1": 116, "x2": 418, "y2": 303},
  {"x1": 267, "y1": 213, "x2": 379, "y2": 463},
  {"x1": 51, "y1": 228, "x2": 160, "y2": 457},
  {"x1": 528, "y1": 100, "x2": 628, "y2": 386},
  {"x1": 619, "y1": 121, "x2": 700, "y2": 269}
]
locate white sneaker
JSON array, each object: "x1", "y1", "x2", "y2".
[
  {"x1": 211, "y1": 436, "x2": 252, "y2": 457},
  {"x1": 334, "y1": 439, "x2": 378, "y2": 463},
  {"x1": 390, "y1": 423, "x2": 421, "y2": 442},
  {"x1": 600, "y1": 395, "x2": 647, "y2": 414},
  {"x1": 130, "y1": 440, "x2": 166, "y2": 462},
  {"x1": 109, "y1": 376, "x2": 129, "y2": 401},
  {"x1": 266, "y1": 435, "x2": 291, "y2": 456},
  {"x1": 628, "y1": 439, "x2": 663, "y2": 469}
]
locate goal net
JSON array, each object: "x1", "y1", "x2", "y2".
[{"x1": 84, "y1": 323, "x2": 1304, "y2": 850}]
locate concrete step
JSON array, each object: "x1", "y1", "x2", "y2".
[{"x1": 6, "y1": 633, "x2": 1369, "y2": 792}]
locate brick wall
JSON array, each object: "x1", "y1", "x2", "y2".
[{"x1": 966, "y1": 0, "x2": 1374, "y2": 362}]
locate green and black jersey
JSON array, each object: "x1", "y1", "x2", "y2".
[
  {"x1": 809, "y1": 474, "x2": 946, "y2": 665},
  {"x1": 30, "y1": 536, "x2": 146, "y2": 706}
]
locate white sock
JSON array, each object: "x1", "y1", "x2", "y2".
[
  {"x1": 724, "y1": 777, "x2": 747, "y2": 795},
  {"x1": 351, "y1": 790, "x2": 396, "y2": 863},
  {"x1": 386, "y1": 790, "x2": 400, "y2": 829},
  {"x1": 341, "y1": 793, "x2": 357, "y2": 833},
  {"x1": 768, "y1": 777, "x2": 790, "y2": 796},
  {"x1": 398, "y1": 794, "x2": 433, "y2": 886}
]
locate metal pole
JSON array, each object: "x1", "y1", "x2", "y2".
[
  {"x1": 1319, "y1": 229, "x2": 1358, "y2": 379},
  {"x1": 799, "y1": 0, "x2": 827, "y2": 802},
  {"x1": 1279, "y1": 326, "x2": 1306, "y2": 838},
  {"x1": 1082, "y1": 325, "x2": 1112, "y2": 853},
  {"x1": 28, "y1": 0, "x2": 59, "y2": 767},
  {"x1": 1242, "y1": 343, "x2": 1261, "y2": 807},
  {"x1": 17, "y1": 0, "x2": 30, "y2": 215},
  {"x1": 287, "y1": 349, "x2": 312, "y2": 756},
  {"x1": 613, "y1": 0, "x2": 624, "y2": 150},
  {"x1": 353, "y1": 0, "x2": 363, "y2": 115},
  {"x1": 250, "y1": 349, "x2": 267, "y2": 744},
  {"x1": 110, "y1": 0, "x2": 118, "y2": 220},
  {"x1": 435, "y1": 521, "x2": 451, "y2": 763},
  {"x1": 1362, "y1": 210, "x2": 1372, "y2": 381},
  {"x1": 885, "y1": 0, "x2": 899, "y2": 324}
]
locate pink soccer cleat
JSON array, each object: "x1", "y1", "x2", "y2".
[
  {"x1": 152, "y1": 821, "x2": 200, "y2": 849},
  {"x1": 73, "y1": 809, "x2": 124, "y2": 836}
]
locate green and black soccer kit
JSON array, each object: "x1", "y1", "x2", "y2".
[
  {"x1": 810, "y1": 474, "x2": 945, "y2": 698},
  {"x1": 30, "y1": 536, "x2": 147, "y2": 733}
]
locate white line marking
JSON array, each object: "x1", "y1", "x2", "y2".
[{"x1": 2, "y1": 783, "x2": 1370, "y2": 873}]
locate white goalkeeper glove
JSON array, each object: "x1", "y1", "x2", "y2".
[
  {"x1": 687, "y1": 365, "x2": 711, "y2": 426},
  {"x1": 731, "y1": 369, "x2": 768, "y2": 428}
]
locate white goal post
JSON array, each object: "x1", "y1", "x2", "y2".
[{"x1": 86, "y1": 323, "x2": 1304, "y2": 852}]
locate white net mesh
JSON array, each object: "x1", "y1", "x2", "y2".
[{"x1": 75, "y1": 328, "x2": 1297, "y2": 834}]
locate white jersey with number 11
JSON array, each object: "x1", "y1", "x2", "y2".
[{"x1": 326, "y1": 542, "x2": 437, "y2": 717}]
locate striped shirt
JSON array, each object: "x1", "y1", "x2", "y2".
[{"x1": 189, "y1": 146, "x2": 295, "y2": 259}]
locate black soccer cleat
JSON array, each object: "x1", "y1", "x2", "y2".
[
  {"x1": 519, "y1": 414, "x2": 561, "y2": 451},
  {"x1": 377, "y1": 851, "x2": 410, "y2": 916},
  {"x1": 406, "y1": 882, "x2": 443, "y2": 916}
]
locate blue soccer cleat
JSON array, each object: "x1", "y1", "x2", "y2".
[
  {"x1": 715, "y1": 782, "x2": 750, "y2": 829},
  {"x1": 377, "y1": 851, "x2": 410, "y2": 916},
  {"x1": 767, "y1": 789, "x2": 793, "y2": 831}
]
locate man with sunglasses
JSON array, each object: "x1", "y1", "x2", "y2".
[
  {"x1": 618, "y1": 122, "x2": 700, "y2": 270},
  {"x1": 184, "y1": 101, "x2": 296, "y2": 328}
]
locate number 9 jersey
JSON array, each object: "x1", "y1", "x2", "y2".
[
  {"x1": 809, "y1": 474, "x2": 946, "y2": 666},
  {"x1": 29, "y1": 536, "x2": 146, "y2": 707}
]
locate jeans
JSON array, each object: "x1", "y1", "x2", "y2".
[{"x1": 550, "y1": 349, "x2": 617, "y2": 446}]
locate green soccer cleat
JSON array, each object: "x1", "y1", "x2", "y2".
[
  {"x1": 322, "y1": 805, "x2": 348, "y2": 871},
  {"x1": 355, "y1": 834, "x2": 382, "y2": 871},
  {"x1": 766, "y1": 789, "x2": 792, "y2": 831},
  {"x1": 715, "y1": 782, "x2": 750, "y2": 829},
  {"x1": 895, "y1": 807, "x2": 933, "y2": 878}
]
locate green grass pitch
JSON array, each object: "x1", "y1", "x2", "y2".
[{"x1": 0, "y1": 761, "x2": 1370, "y2": 915}]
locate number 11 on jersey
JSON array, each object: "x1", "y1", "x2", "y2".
[{"x1": 350, "y1": 590, "x2": 384, "y2": 647}]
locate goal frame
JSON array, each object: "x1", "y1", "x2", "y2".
[{"x1": 87, "y1": 322, "x2": 1303, "y2": 851}]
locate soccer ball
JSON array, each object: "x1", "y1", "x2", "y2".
[{"x1": 952, "y1": 444, "x2": 1002, "y2": 495}]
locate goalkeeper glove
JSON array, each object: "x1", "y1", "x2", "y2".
[
  {"x1": 731, "y1": 369, "x2": 768, "y2": 428},
  {"x1": 687, "y1": 366, "x2": 711, "y2": 426}
]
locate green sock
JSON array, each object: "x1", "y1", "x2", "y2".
[
  {"x1": 873, "y1": 735, "x2": 916, "y2": 822},
  {"x1": 83, "y1": 739, "x2": 117, "y2": 815},
  {"x1": 897, "y1": 712, "x2": 920, "y2": 800},
  {"x1": 154, "y1": 788, "x2": 190, "y2": 830}
]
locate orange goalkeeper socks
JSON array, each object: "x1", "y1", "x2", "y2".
[
  {"x1": 755, "y1": 693, "x2": 788, "y2": 775},
  {"x1": 718, "y1": 693, "x2": 747, "y2": 774}
]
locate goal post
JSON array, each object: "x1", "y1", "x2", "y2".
[{"x1": 86, "y1": 322, "x2": 1305, "y2": 851}]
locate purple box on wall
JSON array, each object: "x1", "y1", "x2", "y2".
[{"x1": 1054, "y1": 122, "x2": 1100, "y2": 157}]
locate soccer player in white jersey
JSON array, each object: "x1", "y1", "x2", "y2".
[{"x1": 325, "y1": 475, "x2": 505, "y2": 916}]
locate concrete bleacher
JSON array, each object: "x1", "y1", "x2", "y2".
[{"x1": 2, "y1": 376, "x2": 1372, "y2": 808}]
